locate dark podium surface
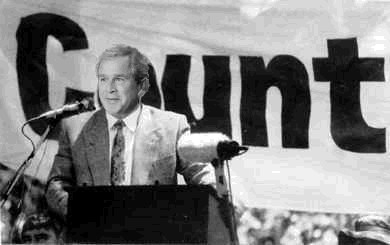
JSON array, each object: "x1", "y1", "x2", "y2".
[{"x1": 66, "y1": 185, "x2": 232, "y2": 244}]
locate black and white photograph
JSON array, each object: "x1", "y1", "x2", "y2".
[{"x1": 0, "y1": 0, "x2": 390, "y2": 244}]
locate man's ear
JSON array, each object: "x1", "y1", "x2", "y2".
[
  {"x1": 138, "y1": 78, "x2": 149, "y2": 98},
  {"x1": 138, "y1": 89, "x2": 145, "y2": 98}
]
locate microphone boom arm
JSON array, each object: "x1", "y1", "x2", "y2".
[{"x1": 0, "y1": 122, "x2": 54, "y2": 208}]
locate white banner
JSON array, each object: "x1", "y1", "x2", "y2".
[{"x1": 0, "y1": 0, "x2": 390, "y2": 214}]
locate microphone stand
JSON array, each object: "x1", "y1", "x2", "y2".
[
  {"x1": 212, "y1": 157, "x2": 239, "y2": 245},
  {"x1": 0, "y1": 120, "x2": 55, "y2": 209},
  {"x1": 0, "y1": 99, "x2": 95, "y2": 209}
]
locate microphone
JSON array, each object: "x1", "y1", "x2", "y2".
[
  {"x1": 177, "y1": 133, "x2": 248, "y2": 162},
  {"x1": 30, "y1": 97, "x2": 95, "y2": 121}
]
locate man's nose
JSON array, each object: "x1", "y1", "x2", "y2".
[{"x1": 108, "y1": 79, "x2": 117, "y2": 92}]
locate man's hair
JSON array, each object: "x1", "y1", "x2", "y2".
[
  {"x1": 14, "y1": 213, "x2": 60, "y2": 243},
  {"x1": 96, "y1": 44, "x2": 150, "y2": 87}
]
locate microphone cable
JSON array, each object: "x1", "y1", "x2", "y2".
[{"x1": 21, "y1": 120, "x2": 36, "y2": 156}]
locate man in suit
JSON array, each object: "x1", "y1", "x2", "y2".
[{"x1": 45, "y1": 44, "x2": 215, "y2": 220}]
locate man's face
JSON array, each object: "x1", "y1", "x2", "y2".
[{"x1": 97, "y1": 56, "x2": 141, "y2": 119}]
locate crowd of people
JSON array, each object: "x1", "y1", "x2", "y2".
[
  {"x1": 1, "y1": 163, "x2": 389, "y2": 245},
  {"x1": 237, "y1": 208, "x2": 390, "y2": 245},
  {"x1": 0, "y1": 164, "x2": 64, "y2": 244},
  {"x1": 236, "y1": 206, "x2": 357, "y2": 245}
]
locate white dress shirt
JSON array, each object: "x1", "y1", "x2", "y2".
[{"x1": 106, "y1": 105, "x2": 141, "y2": 185}]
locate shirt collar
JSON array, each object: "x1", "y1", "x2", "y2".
[{"x1": 106, "y1": 105, "x2": 141, "y2": 132}]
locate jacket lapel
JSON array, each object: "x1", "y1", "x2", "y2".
[
  {"x1": 131, "y1": 105, "x2": 162, "y2": 184},
  {"x1": 84, "y1": 109, "x2": 110, "y2": 185}
]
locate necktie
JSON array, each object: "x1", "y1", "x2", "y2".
[{"x1": 111, "y1": 120, "x2": 125, "y2": 185}]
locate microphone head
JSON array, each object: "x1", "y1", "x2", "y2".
[
  {"x1": 217, "y1": 140, "x2": 249, "y2": 160},
  {"x1": 177, "y1": 133, "x2": 230, "y2": 163}
]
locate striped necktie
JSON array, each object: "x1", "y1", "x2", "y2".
[{"x1": 111, "y1": 120, "x2": 125, "y2": 185}]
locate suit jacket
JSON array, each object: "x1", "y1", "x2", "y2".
[{"x1": 45, "y1": 105, "x2": 215, "y2": 218}]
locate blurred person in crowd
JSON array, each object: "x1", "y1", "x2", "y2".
[
  {"x1": 1, "y1": 206, "x2": 12, "y2": 243},
  {"x1": 259, "y1": 236, "x2": 275, "y2": 245},
  {"x1": 338, "y1": 215, "x2": 390, "y2": 245},
  {"x1": 45, "y1": 44, "x2": 215, "y2": 220},
  {"x1": 13, "y1": 212, "x2": 61, "y2": 244},
  {"x1": 0, "y1": 163, "x2": 14, "y2": 190},
  {"x1": 22, "y1": 178, "x2": 47, "y2": 216}
]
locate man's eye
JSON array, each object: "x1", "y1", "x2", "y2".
[
  {"x1": 114, "y1": 77, "x2": 125, "y2": 82},
  {"x1": 99, "y1": 77, "x2": 107, "y2": 82}
]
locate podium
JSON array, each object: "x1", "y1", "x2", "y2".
[{"x1": 66, "y1": 185, "x2": 235, "y2": 244}]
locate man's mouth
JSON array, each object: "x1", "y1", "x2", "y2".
[{"x1": 105, "y1": 98, "x2": 119, "y2": 103}]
